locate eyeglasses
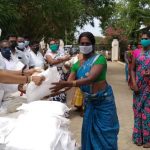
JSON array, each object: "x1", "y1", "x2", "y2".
[{"x1": 80, "y1": 42, "x2": 91, "y2": 46}]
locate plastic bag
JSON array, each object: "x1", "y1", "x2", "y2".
[{"x1": 26, "y1": 67, "x2": 60, "y2": 102}]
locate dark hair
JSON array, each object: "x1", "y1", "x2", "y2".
[
  {"x1": 24, "y1": 35, "x2": 30, "y2": 40},
  {"x1": 29, "y1": 40, "x2": 39, "y2": 46},
  {"x1": 142, "y1": 31, "x2": 150, "y2": 38},
  {"x1": 78, "y1": 32, "x2": 95, "y2": 52},
  {"x1": 78, "y1": 32, "x2": 95, "y2": 45},
  {"x1": 7, "y1": 34, "x2": 17, "y2": 40},
  {"x1": 147, "y1": 31, "x2": 150, "y2": 38}
]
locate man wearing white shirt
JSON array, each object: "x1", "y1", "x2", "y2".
[
  {"x1": 16, "y1": 36, "x2": 34, "y2": 68},
  {"x1": 8, "y1": 34, "x2": 28, "y2": 67},
  {"x1": 29, "y1": 41, "x2": 45, "y2": 69},
  {"x1": 0, "y1": 40, "x2": 26, "y2": 114}
]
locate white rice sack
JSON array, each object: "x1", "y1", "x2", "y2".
[
  {"x1": 0, "y1": 95, "x2": 27, "y2": 115},
  {"x1": 26, "y1": 67, "x2": 60, "y2": 102},
  {"x1": 5, "y1": 114, "x2": 63, "y2": 150},
  {"x1": 13, "y1": 61, "x2": 24, "y2": 70},
  {"x1": 5, "y1": 101, "x2": 76, "y2": 150},
  {"x1": 0, "y1": 89, "x2": 4, "y2": 107},
  {"x1": 0, "y1": 117, "x2": 16, "y2": 145},
  {"x1": 17, "y1": 101, "x2": 70, "y2": 117}
]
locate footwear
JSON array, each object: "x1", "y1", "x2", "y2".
[
  {"x1": 80, "y1": 109, "x2": 84, "y2": 117},
  {"x1": 143, "y1": 143, "x2": 150, "y2": 148},
  {"x1": 135, "y1": 143, "x2": 142, "y2": 146}
]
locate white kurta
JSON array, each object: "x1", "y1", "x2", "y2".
[
  {"x1": 29, "y1": 50, "x2": 45, "y2": 69},
  {"x1": 24, "y1": 47, "x2": 35, "y2": 68},
  {"x1": 11, "y1": 49, "x2": 28, "y2": 67},
  {"x1": 0, "y1": 54, "x2": 25, "y2": 114},
  {"x1": 13, "y1": 47, "x2": 34, "y2": 68}
]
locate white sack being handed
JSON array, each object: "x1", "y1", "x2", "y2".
[{"x1": 26, "y1": 67, "x2": 60, "y2": 102}]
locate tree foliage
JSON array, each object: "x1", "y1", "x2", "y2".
[
  {"x1": 0, "y1": 0, "x2": 115, "y2": 41},
  {"x1": 106, "y1": 0, "x2": 150, "y2": 40}
]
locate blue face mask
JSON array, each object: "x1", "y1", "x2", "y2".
[
  {"x1": 1, "y1": 47, "x2": 11, "y2": 60},
  {"x1": 141, "y1": 39, "x2": 150, "y2": 48}
]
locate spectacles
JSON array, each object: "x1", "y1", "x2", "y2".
[{"x1": 80, "y1": 42, "x2": 91, "y2": 46}]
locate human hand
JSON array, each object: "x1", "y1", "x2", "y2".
[
  {"x1": 24, "y1": 68, "x2": 42, "y2": 76},
  {"x1": 50, "y1": 81, "x2": 72, "y2": 93},
  {"x1": 50, "y1": 87, "x2": 71, "y2": 97},
  {"x1": 32, "y1": 76, "x2": 45, "y2": 86},
  {"x1": 62, "y1": 55, "x2": 71, "y2": 61},
  {"x1": 132, "y1": 84, "x2": 139, "y2": 95},
  {"x1": 18, "y1": 84, "x2": 26, "y2": 94},
  {"x1": 143, "y1": 69, "x2": 150, "y2": 77}
]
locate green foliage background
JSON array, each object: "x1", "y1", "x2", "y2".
[{"x1": 0, "y1": 0, "x2": 115, "y2": 42}]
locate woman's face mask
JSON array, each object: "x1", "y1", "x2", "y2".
[
  {"x1": 49, "y1": 44, "x2": 59, "y2": 52},
  {"x1": 141, "y1": 39, "x2": 150, "y2": 48},
  {"x1": 79, "y1": 45, "x2": 93, "y2": 54},
  {"x1": 1, "y1": 47, "x2": 11, "y2": 60},
  {"x1": 17, "y1": 42, "x2": 25, "y2": 50}
]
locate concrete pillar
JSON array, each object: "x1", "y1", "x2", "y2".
[{"x1": 111, "y1": 39, "x2": 119, "y2": 61}]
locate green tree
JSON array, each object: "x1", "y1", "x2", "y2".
[
  {"x1": 106, "y1": 0, "x2": 150, "y2": 40},
  {"x1": 0, "y1": 0, "x2": 116, "y2": 42}
]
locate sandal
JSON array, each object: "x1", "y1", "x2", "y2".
[
  {"x1": 135, "y1": 143, "x2": 142, "y2": 146},
  {"x1": 143, "y1": 143, "x2": 150, "y2": 148}
]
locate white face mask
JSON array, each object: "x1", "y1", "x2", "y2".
[
  {"x1": 79, "y1": 45, "x2": 93, "y2": 54},
  {"x1": 17, "y1": 42, "x2": 25, "y2": 50},
  {"x1": 24, "y1": 40, "x2": 30, "y2": 47}
]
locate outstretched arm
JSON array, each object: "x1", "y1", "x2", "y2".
[
  {"x1": 0, "y1": 70, "x2": 45, "y2": 85},
  {"x1": 50, "y1": 64, "x2": 103, "y2": 93}
]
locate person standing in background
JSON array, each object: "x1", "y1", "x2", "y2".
[
  {"x1": 16, "y1": 36, "x2": 34, "y2": 68},
  {"x1": 124, "y1": 44, "x2": 131, "y2": 82},
  {"x1": 131, "y1": 31, "x2": 150, "y2": 148},
  {"x1": 127, "y1": 44, "x2": 134, "y2": 89},
  {"x1": 45, "y1": 39, "x2": 70, "y2": 103},
  {"x1": 29, "y1": 41, "x2": 45, "y2": 69}
]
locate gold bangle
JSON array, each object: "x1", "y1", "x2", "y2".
[
  {"x1": 72, "y1": 81, "x2": 77, "y2": 87},
  {"x1": 27, "y1": 76, "x2": 32, "y2": 83}
]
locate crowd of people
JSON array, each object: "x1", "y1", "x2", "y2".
[{"x1": 0, "y1": 30, "x2": 149, "y2": 149}]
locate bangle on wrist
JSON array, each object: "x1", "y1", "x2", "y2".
[
  {"x1": 72, "y1": 81, "x2": 77, "y2": 87},
  {"x1": 28, "y1": 76, "x2": 32, "y2": 83},
  {"x1": 26, "y1": 76, "x2": 32, "y2": 83}
]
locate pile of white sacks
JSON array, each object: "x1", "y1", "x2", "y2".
[{"x1": 0, "y1": 67, "x2": 79, "y2": 150}]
